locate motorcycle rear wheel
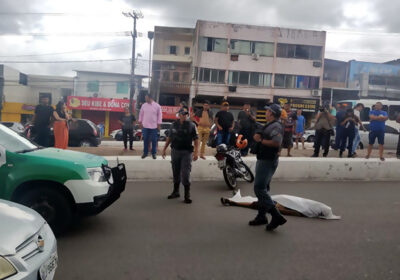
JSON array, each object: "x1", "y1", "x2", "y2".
[{"x1": 240, "y1": 163, "x2": 254, "y2": 183}]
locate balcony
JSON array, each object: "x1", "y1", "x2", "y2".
[
  {"x1": 159, "y1": 81, "x2": 190, "y2": 94},
  {"x1": 153, "y1": 54, "x2": 192, "y2": 64}
]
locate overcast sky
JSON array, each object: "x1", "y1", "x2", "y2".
[{"x1": 1, "y1": 0, "x2": 400, "y2": 77}]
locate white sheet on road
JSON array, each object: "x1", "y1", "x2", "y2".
[{"x1": 229, "y1": 190, "x2": 341, "y2": 220}]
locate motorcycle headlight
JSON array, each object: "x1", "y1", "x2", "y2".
[
  {"x1": 87, "y1": 167, "x2": 106, "y2": 182},
  {"x1": 0, "y1": 257, "x2": 17, "y2": 279}
]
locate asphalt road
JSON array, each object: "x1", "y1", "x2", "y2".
[{"x1": 56, "y1": 181, "x2": 400, "y2": 280}]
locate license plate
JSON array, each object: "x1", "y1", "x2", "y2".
[
  {"x1": 39, "y1": 252, "x2": 58, "y2": 280},
  {"x1": 218, "y1": 159, "x2": 226, "y2": 169}
]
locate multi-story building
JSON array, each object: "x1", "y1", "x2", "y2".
[
  {"x1": 0, "y1": 64, "x2": 73, "y2": 123},
  {"x1": 189, "y1": 20, "x2": 326, "y2": 115},
  {"x1": 151, "y1": 26, "x2": 194, "y2": 106}
]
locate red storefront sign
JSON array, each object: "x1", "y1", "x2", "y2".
[
  {"x1": 161, "y1": 106, "x2": 180, "y2": 120},
  {"x1": 67, "y1": 96, "x2": 133, "y2": 112}
]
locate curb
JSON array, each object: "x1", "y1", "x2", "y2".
[{"x1": 105, "y1": 156, "x2": 400, "y2": 182}]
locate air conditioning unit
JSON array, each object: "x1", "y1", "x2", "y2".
[
  {"x1": 313, "y1": 61, "x2": 322, "y2": 68},
  {"x1": 228, "y1": 86, "x2": 237, "y2": 92},
  {"x1": 167, "y1": 64, "x2": 176, "y2": 70},
  {"x1": 230, "y1": 54, "x2": 239, "y2": 61},
  {"x1": 312, "y1": 90, "x2": 321, "y2": 97},
  {"x1": 252, "y1": 53, "x2": 260, "y2": 61}
]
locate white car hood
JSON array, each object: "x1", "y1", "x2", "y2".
[{"x1": 0, "y1": 200, "x2": 45, "y2": 256}]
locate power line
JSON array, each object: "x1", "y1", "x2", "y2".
[
  {"x1": 0, "y1": 43, "x2": 131, "y2": 58},
  {"x1": 0, "y1": 58, "x2": 130, "y2": 63}
]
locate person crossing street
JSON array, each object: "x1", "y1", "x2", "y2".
[{"x1": 162, "y1": 107, "x2": 199, "y2": 204}]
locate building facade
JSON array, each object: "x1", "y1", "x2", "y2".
[
  {"x1": 190, "y1": 20, "x2": 326, "y2": 110},
  {"x1": 151, "y1": 26, "x2": 194, "y2": 108},
  {"x1": 0, "y1": 64, "x2": 73, "y2": 123}
]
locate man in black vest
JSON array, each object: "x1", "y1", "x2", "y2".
[
  {"x1": 162, "y1": 107, "x2": 199, "y2": 204},
  {"x1": 249, "y1": 104, "x2": 287, "y2": 231}
]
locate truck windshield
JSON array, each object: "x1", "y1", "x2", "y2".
[{"x1": 0, "y1": 124, "x2": 38, "y2": 153}]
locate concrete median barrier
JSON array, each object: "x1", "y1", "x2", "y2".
[{"x1": 105, "y1": 156, "x2": 400, "y2": 181}]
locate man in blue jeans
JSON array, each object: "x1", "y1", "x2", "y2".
[
  {"x1": 366, "y1": 102, "x2": 388, "y2": 161},
  {"x1": 139, "y1": 93, "x2": 162, "y2": 159},
  {"x1": 215, "y1": 101, "x2": 234, "y2": 146},
  {"x1": 249, "y1": 104, "x2": 286, "y2": 231}
]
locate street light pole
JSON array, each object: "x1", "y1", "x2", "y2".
[
  {"x1": 147, "y1": 31, "x2": 154, "y2": 95},
  {"x1": 123, "y1": 10, "x2": 143, "y2": 115}
]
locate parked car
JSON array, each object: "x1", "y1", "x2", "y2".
[
  {"x1": 25, "y1": 119, "x2": 101, "y2": 147},
  {"x1": 359, "y1": 122, "x2": 399, "y2": 150},
  {"x1": 0, "y1": 124, "x2": 127, "y2": 234},
  {"x1": 112, "y1": 125, "x2": 142, "y2": 141},
  {"x1": 0, "y1": 122, "x2": 25, "y2": 135},
  {"x1": 159, "y1": 122, "x2": 172, "y2": 141},
  {"x1": 0, "y1": 199, "x2": 57, "y2": 280}
]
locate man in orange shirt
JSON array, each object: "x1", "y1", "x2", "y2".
[{"x1": 192, "y1": 100, "x2": 214, "y2": 159}]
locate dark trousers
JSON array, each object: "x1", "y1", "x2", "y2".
[
  {"x1": 171, "y1": 149, "x2": 192, "y2": 187},
  {"x1": 254, "y1": 159, "x2": 278, "y2": 217},
  {"x1": 35, "y1": 126, "x2": 50, "y2": 147},
  {"x1": 240, "y1": 128, "x2": 253, "y2": 156},
  {"x1": 314, "y1": 129, "x2": 331, "y2": 156},
  {"x1": 142, "y1": 128, "x2": 158, "y2": 156},
  {"x1": 397, "y1": 134, "x2": 400, "y2": 157},
  {"x1": 122, "y1": 129, "x2": 133, "y2": 149},
  {"x1": 335, "y1": 126, "x2": 343, "y2": 150},
  {"x1": 340, "y1": 128, "x2": 355, "y2": 154},
  {"x1": 217, "y1": 130, "x2": 231, "y2": 146}
]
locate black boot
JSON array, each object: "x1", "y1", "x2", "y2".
[
  {"x1": 266, "y1": 207, "x2": 287, "y2": 231},
  {"x1": 184, "y1": 185, "x2": 192, "y2": 204},
  {"x1": 339, "y1": 151, "x2": 343, "y2": 158},
  {"x1": 249, "y1": 214, "x2": 268, "y2": 226},
  {"x1": 311, "y1": 153, "x2": 318, "y2": 157},
  {"x1": 168, "y1": 183, "x2": 180, "y2": 199}
]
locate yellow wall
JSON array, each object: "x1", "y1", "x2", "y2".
[
  {"x1": 1, "y1": 102, "x2": 35, "y2": 122},
  {"x1": 105, "y1": 111, "x2": 110, "y2": 137}
]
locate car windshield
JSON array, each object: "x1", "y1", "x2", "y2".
[{"x1": 0, "y1": 124, "x2": 38, "y2": 152}]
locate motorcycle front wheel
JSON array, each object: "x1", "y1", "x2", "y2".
[
  {"x1": 223, "y1": 165, "x2": 237, "y2": 190},
  {"x1": 240, "y1": 162, "x2": 254, "y2": 183}
]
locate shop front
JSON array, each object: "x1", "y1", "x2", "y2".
[
  {"x1": 1, "y1": 102, "x2": 36, "y2": 123},
  {"x1": 67, "y1": 96, "x2": 132, "y2": 137},
  {"x1": 273, "y1": 96, "x2": 320, "y2": 127}
]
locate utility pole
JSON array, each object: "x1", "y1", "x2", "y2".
[
  {"x1": 123, "y1": 10, "x2": 143, "y2": 115},
  {"x1": 147, "y1": 31, "x2": 154, "y2": 95}
]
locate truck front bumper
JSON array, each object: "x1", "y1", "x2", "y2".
[{"x1": 77, "y1": 163, "x2": 127, "y2": 216}]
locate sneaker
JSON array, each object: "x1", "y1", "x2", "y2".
[
  {"x1": 141, "y1": 154, "x2": 147, "y2": 159},
  {"x1": 248, "y1": 215, "x2": 268, "y2": 226},
  {"x1": 152, "y1": 154, "x2": 157, "y2": 159},
  {"x1": 311, "y1": 153, "x2": 318, "y2": 158},
  {"x1": 168, "y1": 192, "x2": 180, "y2": 199},
  {"x1": 266, "y1": 208, "x2": 287, "y2": 231},
  {"x1": 220, "y1": 197, "x2": 230, "y2": 206},
  {"x1": 184, "y1": 198, "x2": 192, "y2": 204}
]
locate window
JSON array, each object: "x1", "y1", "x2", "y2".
[
  {"x1": 230, "y1": 40, "x2": 251, "y2": 55},
  {"x1": 19, "y1": 73, "x2": 28, "y2": 85},
  {"x1": 201, "y1": 68, "x2": 211, "y2": 82},
  {"x1": 253, "y1": 42, "x2": 274, "y2": 56},
  {"x1": 116, "y1": 81, "x2": 129, "y2": 94},
  {"x1": 310, "y1": 46, "x2": 322, "y2": 60},
  {"x1": 200, "y1": 37, "x2": 228, "y2": 53},
  {"x1": 211, "y1": 70, "x2": 218, "y2": 83},
  {"x1": 385, "y1": 125, "x2": 399, "y2": 134},
  {"x1": 285, "y1": 75, "x2": 296, "y2": 88},
  {"x1": 87, "y1": 80, "x2": 99, "y2": 92},
  {"x1": 169, "y1": 46, "x2": 177, "y2": 55},
  {"x1": 389, "y1": 105, "x2": 400, "y2": 120},
  {"x1": 296, "y1": 76, "x2": 319, "y2": 89},
  {"x1": 369, "y1": 75, "x2": 386, "y2": 86},
  {"x1": 217, "y1": 70, "x2": 225, "y2": 83},
  {"x1": 360, "y1": 108, "x2": 370, "y2": 122},
  {"x1": 228, "y1": 71, "x2": 239, "y2": 84},
  {"x1": 153, "y1": 71, "x2": 161, "y2": 81},
  {"x1": 239, "y1": 72, "x2": 249, "y2": 85},
  {"x1": 274, "y1": 74, "x2": 285, "y2": 87},
  {"x1": 250, "y1": 72, "x2": 259, "y2": 86},
  {"x1": 184, "y1": 47, "x2": 190, "y2": 55},
  {"x1": 182, "y1": 72, "x2": 189, "y2": 82},
  {"x1": 162, "y1": 71, "x2": 170, "y2": 81},
  {"x1": 173, "y1": 72, "x2": 180, "y2": 82},
  {"x1": 295, "y1": 45, "x2": 310, "y2": 59}
]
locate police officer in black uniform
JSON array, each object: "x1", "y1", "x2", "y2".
[
  {"x1": 249, "y1": 104, "x2": 287, "y2": 231},
  {"x1": 162, "y1": 107, "x2": 199, "y2": 204}
]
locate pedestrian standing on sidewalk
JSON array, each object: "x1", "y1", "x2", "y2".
[
  {"x1": 33, "y1": 97, "x2": 54, "y2": 147},
  {"x1": 53, "y1": 101, "x2": 70, "y2": 150},
  {"x1": 282, "y1": 103, "x2": 297, "y2": 157},
  {"x1": 396, "y1": 113, "x2": 400, "y2": 159},
  {"x1": 250, "y1": 104, "x2": 287, "y2": 231},
  {"x1": 119, "y1": 107, "x2": 136, "y2": 151},
  {"x1": 192, "y1": 100, "x2": 213, "y2": 159},
  {"x1": 312, "y1": 106, "x2": 335, "y2": 157},
  {"x1": 295, "y1": 109, "x2": 306, "y2": 150},
  {"x1": 139, "y1": 93, "x2": 162, "y2": 159},
  {"x1": 352, "y1": 103, "x2": 366, "y2": 157},
  {"x1": 238, "y1": 103, "x2": 256, "y2": 156},
  {"x1": 334, "y1": 106, "x2": 346, "y2": 150},
  {"x1": 339, "y1": 108, "x2": 359, "y2": 158},
  {"x1": 162, "y1": 107, "x2": 199, "y2": 204},
  {"x1": 215, "y1": 101, "x2": 234, "y2": 146},
  {"x1": 366, "y1": 102, "x2": 388, "y2": 161}
]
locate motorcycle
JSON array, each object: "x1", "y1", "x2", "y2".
[{"x1": 215, "y1": 135, "x2": 254, "y2": 190}]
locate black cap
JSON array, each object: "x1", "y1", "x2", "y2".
[
  {"x1": 178, "y1": 108, "x2": 189, "y2": 115},
  {"x1": 264, "y1": 104, "x2": 282, "y2": 118}
]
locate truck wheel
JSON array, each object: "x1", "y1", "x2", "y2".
[
  {"x1": 80, "y1": 140, "x2": 92, "y2": 147},
  {"x1": 18, "y1": 186, "x2": 73, "y2": 235}
]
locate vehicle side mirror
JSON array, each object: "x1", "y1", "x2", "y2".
[{"x1": 0, "y1": 145, "x2": 6, "y2": 168}]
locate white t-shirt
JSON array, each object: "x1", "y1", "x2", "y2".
[
  {"x1": 228, "y1": 190, "x2": 341, "y2": 220},
  {"x1": 354, "y1": 110, "x2": 361, "y2": 129}
]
